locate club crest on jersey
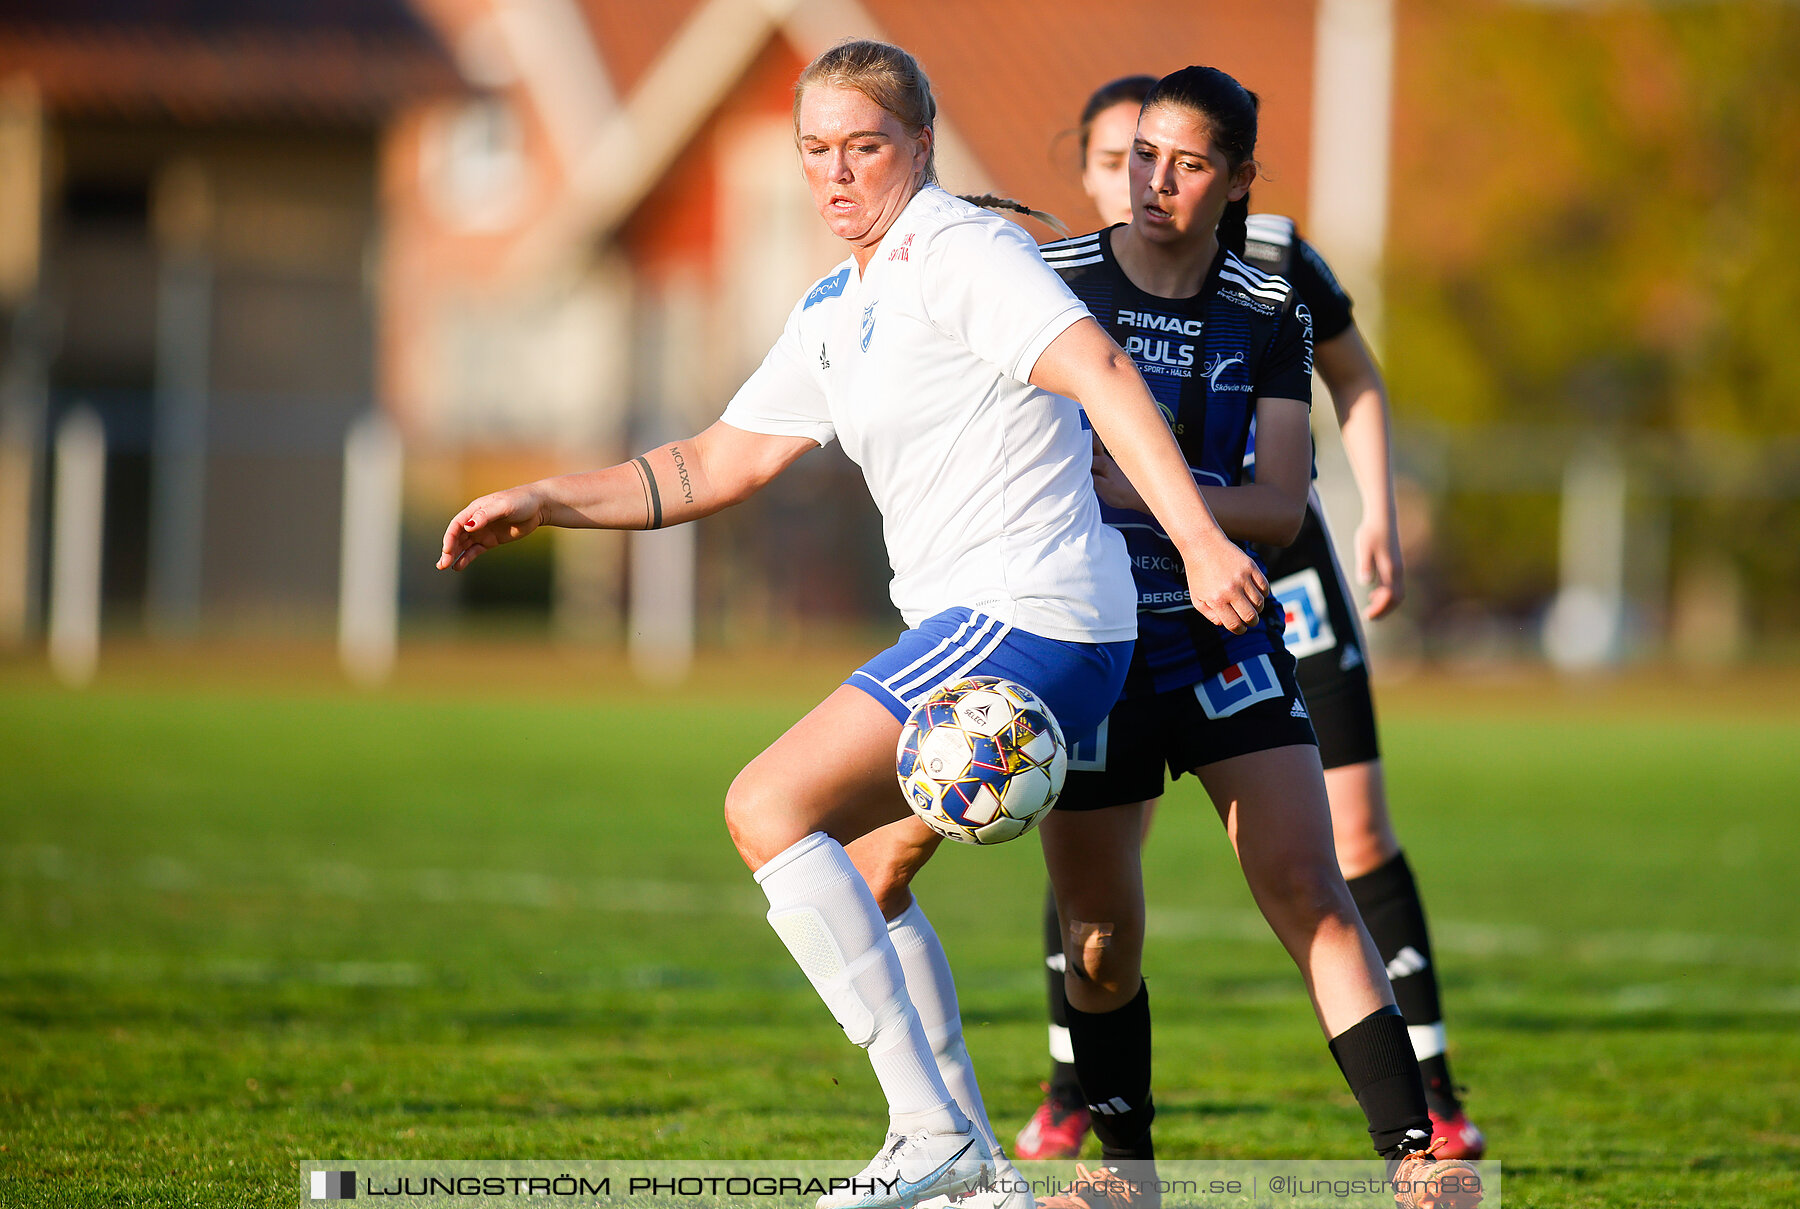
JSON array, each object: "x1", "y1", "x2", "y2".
[
  {"x1": 1272, "y1": 568, "x2": 1336, "y2": 660},
  {"x1": 804, "y1": 268, "x2": 849, "y2": 310},
  {"x1": 1203, "y1": 351, "x2": 1251, "y2": 392},
  {"x1": 861, "y1": 302, "x2": 878, "y2": 351},
  {"x1": 1195, "y1": 654, "x2": 1283, "y2": 719}
]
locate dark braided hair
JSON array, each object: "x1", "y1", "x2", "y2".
[
  {"x1": 1142, "y1": 66, "x2": 1259, "y2": 168},
  {"x1": 1217, "y1": 195, "x2": 1251, "y2": 258},
  {"x1": 957, "y1": 193, "x2": 1069, "y2": 236}
]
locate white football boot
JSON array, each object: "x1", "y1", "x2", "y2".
[
  {"x1": 914, "y1": 1152, "x2": 1035, "y2": 1209},
  {"x1": 818, "y1": 1127, "x2": 996, "y2": 1209}
]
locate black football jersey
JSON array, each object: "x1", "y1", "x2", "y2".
[
  {"x1": 1240, "y1": 213, "x2": 1354, "y2": 342},
  {"x1": 1042, "y1": 225, "x2": 1314, "y2": 694}
]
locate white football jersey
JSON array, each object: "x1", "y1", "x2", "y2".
[{"x1": 721, "y1": 185, "x2": 1135, "y2": 643}]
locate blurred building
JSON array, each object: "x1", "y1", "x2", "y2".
[
  {"x1": 0, "y1": 0, "x2": 1326, "y2": 651},
  {"x1": 0, "y1": 0, "x2": 462, "y2": 640},
  {"x1": 375, "y1": 0, "x2": 1324, "y2": 647}
]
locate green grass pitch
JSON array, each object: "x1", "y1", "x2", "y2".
[{"x1": 2, "y1": 649, "x2": 1797, "y2": 1207}]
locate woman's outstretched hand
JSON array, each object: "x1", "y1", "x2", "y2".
[{"x1": 437, "y1": 486, "x2": 548, "y2": 571}]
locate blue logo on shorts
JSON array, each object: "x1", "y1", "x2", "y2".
[
  {"x1": 1194, "y1": 654, "x2": 1283, "y2": 720},
  {"x1": 1271, "y1": 568, "x2": 1336, "y2": 660}
]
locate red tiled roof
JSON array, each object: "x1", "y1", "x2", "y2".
[
  {"x1": 0, "y1": 23, "x2": 464, "y2": 125},
  {"x1": 573, "y1": 0, "x2": 710, "y2": 97},
  {"x1": 856, "y1": 0, "x2": 1319, "y2": 234}
]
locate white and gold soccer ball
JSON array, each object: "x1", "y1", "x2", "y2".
[{"x1": 896, "y1": 676, "x2": 1068, "y2": 845}]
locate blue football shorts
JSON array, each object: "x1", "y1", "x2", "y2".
[{"x1": 845, "y1": 607, "x2": 1132, "y2": 742}]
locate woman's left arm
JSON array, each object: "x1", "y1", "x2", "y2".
[
  {"x1": 1090, "y1": 396, "x2": 1310, "y2": 547},
  {"x1": 1031, "y1": 317, "x2": 1268, "y2": 633}
]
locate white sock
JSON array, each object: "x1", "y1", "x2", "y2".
[
  {"x1": 1409, "y1": 1021, "x2": 1448, "y2": 1061},
  {"x1": 888, "y1": 898, "x2": 1004, "y2": 1159},
  {"x1": 756, "y1": 832, "x2": 965, "y2": 1136}
]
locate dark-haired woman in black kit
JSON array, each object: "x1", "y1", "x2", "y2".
[
  {"x1": 1017, "y1": 67, "x2": 1480, "y2": 1207},
  {"x1": 1013, "y1": 75, "x2": 1485, "y2": 1181}
]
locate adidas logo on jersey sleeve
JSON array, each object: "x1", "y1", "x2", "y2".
[
  {"x1": 1039, "y1": 233, "x2": 1104, "y2": 269},
  {"x1": 1242, "y1": 214, "x2": 1298, "y2": 275},
  {"x1": 1218, "y1": 251, "x2": 1295, "y2": 314},
  {"x1": 1244, "y1": 213, "x2": 1297, "y2": 247}
]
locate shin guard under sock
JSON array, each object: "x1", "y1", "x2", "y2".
[{"x1": 1065, "y1": 981, "x2": 1155, "y2": 1162}]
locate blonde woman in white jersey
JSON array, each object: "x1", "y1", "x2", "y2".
[{"x1": 438, "y1": 40, "x2": 1266, "y2": 1209}]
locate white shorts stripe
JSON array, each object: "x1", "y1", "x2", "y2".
[
  {"x1": 890, "y1": 616, "x2": 1011, "y2": 704},
  {"x1": 882, "y1": 610, "x2": 989, "y2": 692},
  {"x1": 922, "y1": 619, "x2": 1014, "y2": 701},
  {"x1": 888, "y1": 613, "x2": 1008, "y2": 702}
]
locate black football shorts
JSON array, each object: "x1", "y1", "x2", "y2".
[
  {"x1": 1263, "y1": 498, "x2": 1382, "y2": 770},
  {"x1": 1056, "y1": 645, "x2": 1318, "y2": 812}
]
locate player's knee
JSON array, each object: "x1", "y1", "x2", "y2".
[
  {"x1": 721, "y1": 773, "x2": 754, "y2": 844},
  {"x1": 849, "y1": 830, "x2": 931, "y2": 921},
  {"x1": 861, "y1": 861, "x2": 915, "y2": 920},
  {"x1": 723, "y1": 765, "x2": 788, "y2": 868},
  {"x1": 1334, "y1": 828, "x2": 1397, "y2": 881},
  {"x1": 1264, "y1": 859, "x2": 1357, "y2": 930},
  {"x1": 1066, "y1": 919, "x2": 1135, "y2": 995}
]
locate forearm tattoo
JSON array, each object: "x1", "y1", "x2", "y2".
[
  {"x1": 669, "y1": 444, "x2": 695, "y2": 505},
  {"x1": 631, "y1": 455, "x2": 662, "y2": 530}
]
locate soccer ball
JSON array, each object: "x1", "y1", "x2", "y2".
[{"x1": 896, "y1": 676, "x2": 1068, "y2": 845}]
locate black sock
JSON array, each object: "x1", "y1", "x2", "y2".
[
  {"x1": 1346, "y1": 852, "x2": 1462, "y2": 1116},
  {"x1": 1042, "y1": 884, "x2": 1083, "y2": 1099},
  {"x1": 1416, "y1": 1054, "x2": 1458, "y2": 1118},
  {"x1": 1066, "y1": 981, "x2": 1155, "y2": 1162},
  {"x1": 1328, "y1": 1005, "x2": 1431, "y2": 1160}
]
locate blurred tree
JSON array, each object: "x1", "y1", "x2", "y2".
[
  {"x1": 1382, "y1": 0, "x2": 1800, "y2": 646},
  {"x1": 1390, "y1": 0, "x2": 1800, "y2": 433}
]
